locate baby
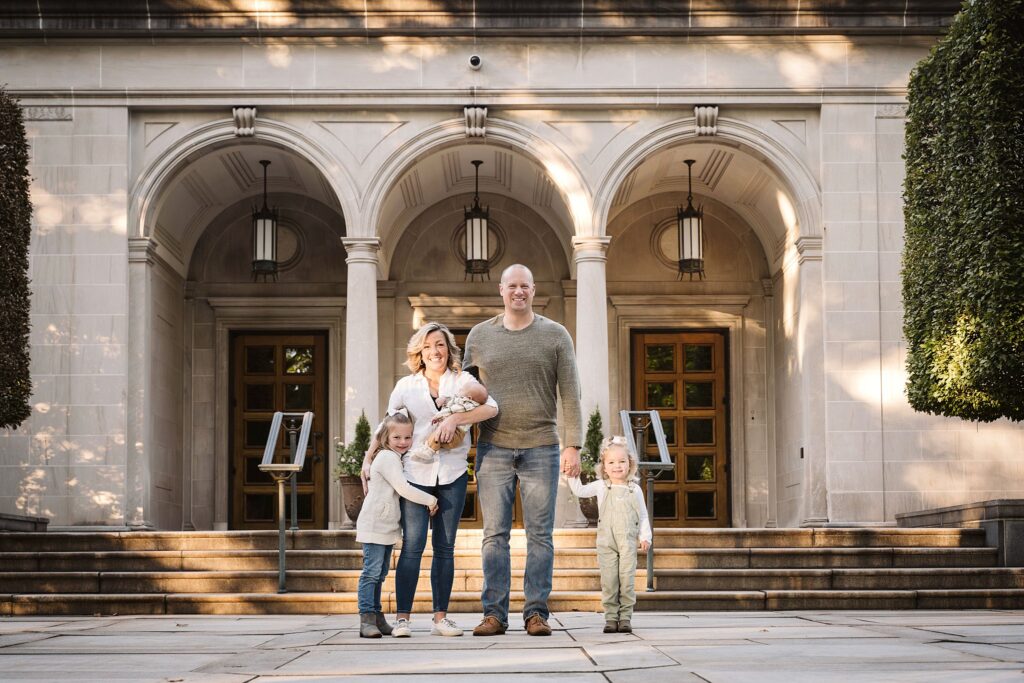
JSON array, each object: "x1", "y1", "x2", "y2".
[{"x1": 407, "y1": 378, "x2": 489, "y2": 463}]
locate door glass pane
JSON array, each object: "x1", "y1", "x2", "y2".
[
  {"x1": 684, "y1": 381, "x2": 714, "y2": 408},
  {"x1": 684, "y1": 344, "x2": 713, "y2": 371},
  {"x1": 654, "y1": 452, "x2": 678, "y2": 481},
  {"x1": 686, "y1": 491, "x2": 716, "y2": 519},
  {"x1": 244, "y1": 494, "x2": 275, "y2": 522},
  {"x1": 245, "y1": 420, "x2": 273, "y2": 448},
  {"x1": 284, "y1": 347, "x2": 314, "y2": 375},
  {"x1": 246, "y1": 346, "x2": 275, "y2": 374},
  {"x1": 646, "y1": 382, "x2": 676, "y2": 409},
  {"x1": 645, "y1": 417, "x2": 676, "y2": 447},
  {"x1": 245, "y1": 457, "x2": 270, "y2": 484},
  {"x1": 297, "y1": 460, "x2": 314, "y2": 483},
  {"x1": 284, "y1": 383, "x2": 313, "y2": 410},
  {"x1": 296, "y1": 494, "x2": 314, "y2": 522},
  {"x1": 653, "y1": 491, "x2": 677, "y2": 519},
  {"x1": 684, "y1": 417, "x2": 714, "y2": 445},
  {"x1": 645, "y1": 344, "x2": 674, "y2": 372},
  {"x1": 245, "y1": 384, "x2": 274, "y2": 411},
  {"x1": 686, "y1": 454, "x2": 715, "y2": 482}
]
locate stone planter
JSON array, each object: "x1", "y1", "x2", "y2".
[{"x1": 339, "y1": 475, "x2": 365, "y2": 523}]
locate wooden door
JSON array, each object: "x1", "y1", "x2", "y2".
[
  {"x1": 632, "y1": 331, "x2": 729, "y2": 527},
  {"x1": 230, "y1": 332, "x2": 328, "y2": 529}
]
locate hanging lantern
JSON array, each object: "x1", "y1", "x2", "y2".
[
  {"x1": 252, "y1": 159, "x2": 278, "y2": 281},
  {"x1": 464, "y1": 159, "x2": 490, "y2": 280},
  {"x1": 677, "y1": 158, "x2": 705, "y2": 279}
]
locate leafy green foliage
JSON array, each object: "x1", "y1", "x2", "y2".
[
  {"x1": 0, "y1": 87, "x2": 32, "y2": 429},
  {"x1": 333, "y1": 411, "x2": 372, "y2": 478},
  {"x1": 902, "y1": 0, "x2": 1024, "y2": 421},
  {"x1": 580, "y1": 408, "x2": 604, "y2": 480}
]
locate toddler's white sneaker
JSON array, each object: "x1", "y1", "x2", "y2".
[
  {"x1": 431, "y1": 617, "x2": 463, "y2": 637},
  {"x1": 392, "y1": 618, "x2": 412, "y2": 637}
]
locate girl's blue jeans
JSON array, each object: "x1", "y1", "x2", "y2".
[{"x1": 357, "y1": 542, "x2": 393, "y2": 614}]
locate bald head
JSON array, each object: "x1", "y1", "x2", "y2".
[{"x1": 500, "y1": 264, "x2": 534, "y2": 286}]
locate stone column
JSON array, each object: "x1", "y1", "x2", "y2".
[
  {"x1": 126, "y1": 238, "x2": 156, "y2": 530},
  {"x1": 572, "y1": 236, "x2": 612, "y2": 425},
  {"x1": 342, "y1": 238, "x2": 381, "y2": 441},
  {"x1": 796, "y1": 237, "x2": 829, "y2": 526}
]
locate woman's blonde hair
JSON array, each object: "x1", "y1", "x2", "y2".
[
  {"x1": 595, "y1": 435, "x2": 639, "y2": 483},
  {"x1": 367, "y1": 412, "x2": 413, "y2": 464},
  {"x1": 406, "y1": 322, "x2": 462, "y2": 374}
]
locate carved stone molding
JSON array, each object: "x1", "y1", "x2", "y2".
[
  {"x1": 695, "y1": 105, "x2": 719, "y2": 136},
  {"x1": 465, "y1": 106, "x2": 488, "y2": 137},
  {"x1": 876, "y1": 104, "x2": 908, "y2": 119},
  {"x1": 22, "y1": 106, "x2": 72, "y2": 121},
  {"x1": 232, "y1": 107, "x2": 257, "y2": 136}
]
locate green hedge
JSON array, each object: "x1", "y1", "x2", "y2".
[
  {"x1": 902, "y1": 0, "x2": 1024, "y2": 422},
  {"x1": 0, "y1": 87, "x2": 32, "y2": 429}
]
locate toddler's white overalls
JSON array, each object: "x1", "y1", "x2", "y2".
[{"x1": 596, "y1": 482, "x2": 641, "y2": 621}]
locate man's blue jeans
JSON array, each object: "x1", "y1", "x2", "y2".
[
  {"x1": 395, "y1": 472, "x2": 468, "y2": 614},
  {"x1": 357, "y1": 542, "x2": 393, "y2": 614},
  {"x1": 475, "y1": 442, "x2": 559, "y2": 625}
]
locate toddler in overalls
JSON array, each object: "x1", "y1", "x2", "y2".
[{"x1": 566, "y1": 436, "x2": 652, "y2": 633}]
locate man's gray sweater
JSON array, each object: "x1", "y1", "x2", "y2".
[{"x1": 463, "y1": 313, "x2": 583, "y2": 449}]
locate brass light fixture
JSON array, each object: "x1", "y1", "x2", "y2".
[
  {"x1": 252, "y1": 159, "x2": 278, "y2": 281},
  {"x1": 677, "y1": 158, "x2": 705, "y2": 279},
  {"x1": 464, "y1": 159, "x2": 490, "y2": 280}
]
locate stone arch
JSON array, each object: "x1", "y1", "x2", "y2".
[
  {"x1": 361, "y1": 115, "x2": 594, "y2": 244},
  {"x1": 129, "y1": 116, "x2": 360, "y2": 243},
  {"x1": 594, "y1": 115, "x2": 822, "y2": 268}
]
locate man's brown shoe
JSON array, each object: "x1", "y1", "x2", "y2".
[
  {"x1": 472, "y1": 616, "x2": 507, "y2": 636},
  {"x1": 525, "y1": 614, "x2": 552, "y2": 636}
]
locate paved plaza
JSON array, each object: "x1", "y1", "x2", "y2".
[{"x1": 1, "y1": 610, "x2": 1023, "y2": 682}]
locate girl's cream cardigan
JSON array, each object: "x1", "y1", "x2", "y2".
[{"x1": 356, "y1": 450, "x2": 437, "y2": 545}]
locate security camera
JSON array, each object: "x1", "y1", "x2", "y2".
[{"x1": 468, "y1": 54, "x2": 482, "y2": 70}]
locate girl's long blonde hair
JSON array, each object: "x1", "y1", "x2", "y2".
[
  {"x1": 406, "y1": 322, "x2": 462, "y2": 374},
  {"x1": 594, "y1": 435, "x2": 640, "y2": 483},
  {"x1": 367, "y1": 412, "x2": 413, "y2": 465}
]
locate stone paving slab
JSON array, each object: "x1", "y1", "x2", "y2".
[{"x1": 0, "y1": 611, "x2": 1023, "y2": 682}]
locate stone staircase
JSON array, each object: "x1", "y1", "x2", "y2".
[{"x1": 1, "y1": 528, "x2": 1022, "y2": 615}]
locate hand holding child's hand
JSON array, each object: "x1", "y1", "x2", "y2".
[
  {"x1": 639, "y1": 540, "x2": 651, "y2": 552},
  {"x1": 428, "y1": 503, "x2": 439, "y2": 517}
]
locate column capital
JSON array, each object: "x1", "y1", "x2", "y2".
[
  {"x1": 128, "y1": 237, "x2": 158, "y2": 264},
  {"x1": 342, "y1": 237, "x2": 381, "y2": 265},
  {"x1": 572, "y1": 236, "x2": 612, "y2": 263}
]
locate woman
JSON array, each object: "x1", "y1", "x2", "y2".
[{"x1": 364, "y1": 322, "x2": 497, "y2": 637}]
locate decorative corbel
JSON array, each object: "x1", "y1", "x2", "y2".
[
  {"x1": 465, "y1": 106, "x2": 488, "y2": 138},
  {"x1": 695, "y1": 105, "x2": 719, "y2": 136},
  {"x1": 233, "y1": 107, "x2": 257, "y2": 137}
]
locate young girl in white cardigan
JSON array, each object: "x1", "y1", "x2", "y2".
[
  {"x1": 566, "y1": 436, "x2": 652, "y2": 634},
  {"x1": 356, "y1": 413, "x2": 438, "y2": 638}
]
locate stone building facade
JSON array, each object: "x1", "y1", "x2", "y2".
[{"x1": 2, "y1": 1, "x2": 1022, "y2": 531}]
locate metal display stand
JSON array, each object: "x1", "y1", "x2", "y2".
[
  {"x1": 619, "y1": 410, "x2": 674, "y2": 592},
  {"x1": 258, "y1": 411, "x2": 314, "y2": 593}
]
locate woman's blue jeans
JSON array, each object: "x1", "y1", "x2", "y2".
[
  {"x1": 395, "y1": 472, "x2": 468, "y2": 614},
  {"x1": 357, "y1": 542, "x2": 393, "y2": 614}
]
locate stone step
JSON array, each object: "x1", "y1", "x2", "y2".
[
  {"x1": 0, "y1": 527, "x2": 987, "y2": 552},
  {"x1": 3, "y1": 566, "x2": 1021, "y2": 595},
  {"x1": 0, "y1": 545, "x2": 998, "y2": 573},
  {"x1": 5, "y1": 587, "x2": 1024, "y2": 616}
]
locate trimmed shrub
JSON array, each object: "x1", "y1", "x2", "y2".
[
  {"x1": 0, "y1": 87, "x2": 32, "y2": 429},
  {"x1": 902, "y1": 0, "x2": 1024, "y2": 421}
]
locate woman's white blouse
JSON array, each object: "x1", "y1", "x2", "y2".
[{"x1": 388, "y1": 369, "x2": 498, "y2": 486}]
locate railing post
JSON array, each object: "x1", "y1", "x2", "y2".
[
  {"x1": 286, "y1": 417, "x2": 300, "y2": 531},
  {"x1": 277, "y1": 476, "x2": 287, "y2": 593},
  {"x1": 631, "y1": 413, "x2": 657, "y2": 593}
]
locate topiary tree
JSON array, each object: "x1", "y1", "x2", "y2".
[
  {"x1": 580, "y1": 408, "x2": 604, "y2": 480},
  {"x1": 902, "y1": 0, "x2": 1024, "y2": 422},
  {"x1": 0, "y1": 86, "x2": 32, "y2": 429}
]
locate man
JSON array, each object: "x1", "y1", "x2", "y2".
[{"x1": 463, "y1": 264, "x2": 583, "y2": 637}]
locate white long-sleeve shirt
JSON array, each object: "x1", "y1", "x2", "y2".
[
  {"x1": 387, "y1": 369, "x2": 499, "y2": 486},
  {"x1": 565, "y1": 476, "x2": 653, "y2": 545}
]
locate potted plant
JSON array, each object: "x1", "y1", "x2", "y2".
[
  {"x1": 334, "y1": 411, "x2": 372, "y2": 523},
  {"x1": 575, "y1": 408, "x2": 604, "y2": 526}
]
